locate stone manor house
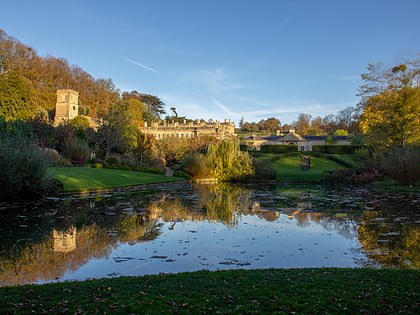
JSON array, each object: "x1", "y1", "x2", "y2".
[
  {"x1": 52, "y1": 89, "x2": 235, "y2": 139},
  {"x1": 140, "y1": 119, "x2": 236, "y2": 139},
  {"x1": 52, "y1": 89, "x2": 349, "y2": 150}
]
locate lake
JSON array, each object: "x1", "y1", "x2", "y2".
[{"x1": 0, "y1": 182, "x2": 419, "y2": 286}]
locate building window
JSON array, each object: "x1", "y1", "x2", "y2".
[{"x1": 300, "y1": 146, "x2": 305, "y2": 151}]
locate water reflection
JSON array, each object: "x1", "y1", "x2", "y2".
[
  {"x1": 52, "y1": 227, "x2": 76, "y2": 252},
  {"x1": 0, "y1": 183, "x2": 418, "y2": 286}
]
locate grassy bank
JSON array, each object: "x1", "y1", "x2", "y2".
[
  {"x1": 48, "y1": 167, "x2": 184, "y2": 192},
  {"x1": 0, "y1": 268, "x2": 418, "y2": 313},
  {"x1": 271, "y1": 155, "x2": 347, "y2": 181}
]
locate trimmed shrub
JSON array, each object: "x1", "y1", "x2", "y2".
[
  {"x1": 62, "y1": 138, "x2": 91, "y2": 165},
  {"x1": 260, "y1": 145, "x2": 298, "y2": 154},
  {"x1": 105, "y1": 155, "x2": 121, "y2": 167},
  {"x1": 312, "y1": 145, "x2": 362, "y2": 154},
  {"x1": 41, "y1": 147, "x2": 60, "y2": 164}
]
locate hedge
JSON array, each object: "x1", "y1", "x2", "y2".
[
  {"x1": 306, "y1": 151, "x2": 354, "y2": 168},
  {"x1": 260, "y1": 145, "x2": 298, "y2": 154},
  {"x1": 312, "y1": 145, "x2": 362, "y2": 154},
  {"x1": 268, "y1": 151, "x2": 354, "y2": 168}
]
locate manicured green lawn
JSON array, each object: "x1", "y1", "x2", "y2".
[
  {"x1": 0, "y1": 268, "x2": 418, "y2": 313},
  {"x1": 48, "y1": 167, "x2": 184, "y2": 192},
  {"x1": 272, "y1": 155, "x2": 347, "y2": 181}
]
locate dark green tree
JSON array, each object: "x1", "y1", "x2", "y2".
[
  {"x1": 0, "y1": 72, "x2": 34, "y2": 120},
  {"x1": 122, "y1": 91, "x2": 165, "y2": 122},
  {"x1": 96, "y1": 100, "x2": 142, "y2": 157}
]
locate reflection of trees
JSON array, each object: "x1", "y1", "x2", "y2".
[
  {"x1": 147, "y1": 194, "x2": 204, "y2": 222},
  {"x1": 0, "y1": 184, "x2": 256, "y2": 286},
  {"x1": 0, "y1": 215, "x2": 162, "y2": 286},
  {"x1": 0, "y1": 194, "x2": 161, "y2": 286},
  {"x1": 354, "y1": 190, "x2": 420, "y2": 268},
  {"x1": 145, "y1": 184, "x2": 254, "y2": 227},
  {"x1": 0, "y1": 224, "x2": 114, "y2": 286},
  {"x1": 1, "y1": 183, "x2": 418, "y2": 286},
  {"x1": 319, "y1": 217, "x2": 359, "y2": 239},
  {"x1": 358, "y1": 210, "x2": 420, "y2": 269},
  {"x1": 196, "y1": 184, "x2": 253, "y2": 226}
]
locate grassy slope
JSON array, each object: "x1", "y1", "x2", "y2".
[
  {"x1": 48, "y1": 167, "x2": 184, "y2": 191},
  {"x1": 0, "y1": 269, "x2": 418, "y2": 313},
  {"x1": 272, "y1": 155, "x2": 347, "y2": 181}
]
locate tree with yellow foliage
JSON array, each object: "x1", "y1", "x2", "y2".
[{"x1": 358, "y1": 57, "x2": 420, "y2": 148}]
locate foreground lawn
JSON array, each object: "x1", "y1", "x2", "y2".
[
  {"x1": 0, "y1": 269, "x2": 418, "y2": 313},
  {"x1": 272, "y1": 155, "x2": 347, "y2": 181},
  {"x1": 48, "y1": 167, "x2": 184, "y2": 191}
]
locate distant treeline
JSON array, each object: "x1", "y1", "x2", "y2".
[{"x1": 239, "y1": 110, "x2": 360, "y2": 136}]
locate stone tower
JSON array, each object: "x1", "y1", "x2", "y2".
[{"x1": 53, "y1": 89, "x2": 79, "y2": 126}]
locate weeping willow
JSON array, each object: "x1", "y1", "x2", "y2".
[{"x1": 206, "y1": 138, "x2": 253, "y2": 181}]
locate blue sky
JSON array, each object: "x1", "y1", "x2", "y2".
[{"x1": 2, "y1": 0, "x2": 420, "y2": 125}]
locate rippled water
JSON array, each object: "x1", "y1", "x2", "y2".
[{"x1": 0, "y1": 182, "x2": 419, "y2": 286}]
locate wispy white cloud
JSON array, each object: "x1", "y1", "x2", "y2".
[
  {"x1": 161, "y1": 94, "x2": 210, "y2": 119},
  {"x1": 228, "y1": 97, "x2": 359, "y2": 125},
  {"x1": 211, "y1": 97, "x2": 242, "y2": 119},
  {"x1": 177, "y1": 68, "x2": 245, "y2": 93},
  {"x1": 126, "y1": 58, "x2": 160, "y2": 74}
]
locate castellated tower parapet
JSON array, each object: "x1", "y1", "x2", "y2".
[{"x1": 53, "y1": 89, "x2": 79, "y2": 126}]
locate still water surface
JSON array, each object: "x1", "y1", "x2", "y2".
[{"x1": 0, "y1": 182, "x2": 419, "y2": 286}]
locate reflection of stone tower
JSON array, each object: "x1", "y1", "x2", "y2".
[
  {"x1": 53, "y1": 89, "x2": 79, "y2": 126},
  {"x1": 52, "y1": 227, "x2": 77, "y2": 252}
]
